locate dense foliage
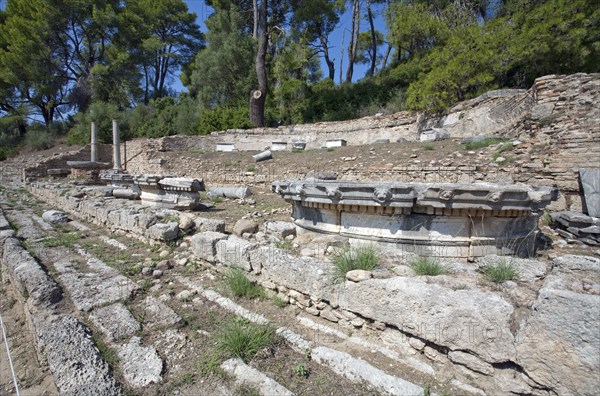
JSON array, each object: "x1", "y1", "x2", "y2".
[{"x1": 0, "y1": 0, "x2": 598, "y2": 154}]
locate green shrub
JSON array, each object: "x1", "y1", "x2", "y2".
[
  {"x1": 411, "y1": 256, "x2": 448, "y2": 276},
  {"x1": 43, "y1": 231, "x2": 81, "y2": 248},
  {"x1": 481, "y1": 259, "x2": 518, "y2": 283},
  {"x1": 462, "y1": 137, "x2": 508, "y2": 150},
  {"x1": 216, "y1": 318, "x2": 276, "y2": 363},
  {"x1": 423, "y1": 143, "x2": 435, "y2": 150},
  {"x1": 197, "y1": 106, "x2": 254, "y2": 135},
  {"x1": 332, "y1": 245, "x2": 379, "y2": 278},
  {"x1": 293, "y1": 362, "x2": 310, "y2": 378},
  {"x1": 24, "y1": 127, "x2": 57, "y2": 151},
  {"x1": 224, "y1": 268, "x2": 265, "y2": 299}
]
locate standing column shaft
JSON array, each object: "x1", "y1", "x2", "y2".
[
  {"x1": 112, "y1": 120, "x2": 122, "y2": 171},
  {"x1": 90, "y1": 122, "x2": 98, "y2": 163}
]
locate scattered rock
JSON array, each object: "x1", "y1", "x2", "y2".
[
  {"x1": 233, "y1": 219, "x2": 258, "y2": 236},
  {"x1": 152, "y1": 270, "x2": 163, "y2": 278},
  {"x1": 176, "y1": 290, "x2": 194, "y2": 301},
  {"x1": 42, "y1": 210, "x2": 69, "y2": 224},
  {"x1": 265, "y1": 221, "x2": 296, "y2": 239},
  {"x1": 345, "y1": 270, "x2": 373, "y2": 282}
]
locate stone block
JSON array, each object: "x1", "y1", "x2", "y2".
[
  {"x1": 190, "y1": 232, "x2": 228, "y2": 263},
  {"x1": 339, "y1": 277, "x2": 516, "y2": 363},
  {"x1": 193, "y1": 217, "x2": 226, "y2": 233},
  {"x1": 146, "y1": 222, "x2": 179, "y2": 241},
  {"x1": 89, "y1": 303, "x2": 140, "y2": 341},
  {"x1": 580, "y1": 168, "x2": 600, "y2": 217},
  {"x1": 215, "y1": 235, "x2": 256, "y2": 271},
  {"x1": 265, "y1": 220, "x2": 296, "y2": 239}
]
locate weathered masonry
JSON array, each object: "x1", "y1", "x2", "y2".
[{"x1": 273, "y1": 180, "x2": 555, "y2": 258}]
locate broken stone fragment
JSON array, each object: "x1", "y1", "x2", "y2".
[{"x1": 42, "y1": 210, "x2": 69, "y2": 224}]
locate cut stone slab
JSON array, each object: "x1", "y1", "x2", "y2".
[
  {"x1": 55, "y1": 255, "x2": 138, "y2": 312},
  {"x1": 42, "y1": 210, "x2": 69, "y2": 224},
  {"x1": 89, "y1": 303, "x2": 141, "y2": 341},
  {"x1": 191, "y1": 231, "x2": 228, "y2": 263},
  {"x1": 220, "y1": 358, "x2": 293, "y2": 396},
  {"x1": 311, "y1": 346, "x2": 423, "y2": 396},
  {"x1": 116, "y1": 337, "x2": 163, "y2": 387},
  {"x1": 233, "y1": 219, "x2": 259, "y2": 236},
  {"x1": 516, "y1": 255, "x2": 600, "y2": 395},
  {"x1": 147, "y1": 222, "x2": 179, "y2": 241},
  {"x1": 580, "y1": 168, "x2": 600, "y2": 217},
  {"x1": 142, "y1": 296, "x2": 183, "y2": 329},
  {"x1": 38, "y1": 315, "x2": 121, "y2": 395},
  {"x1": 194, "y1": 217, "x2": 226, "y2": 233},
  {"x1": 338, "y1": 277, "x2": 516, "y2": 363}
]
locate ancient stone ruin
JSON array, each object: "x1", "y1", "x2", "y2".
[
  {"x1": 273, "y1": 179, "x2": 555, "y2": 258},
  {"x1": 0, "y1": 73, "x2": 598, "y2": 396}
]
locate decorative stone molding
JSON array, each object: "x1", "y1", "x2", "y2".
[
  {"x1": 134, "y1": 175, "x2": 205, "y2": 210},
  {"x1": 273, "y1": 180, "x2": 555, "y2": 258}
]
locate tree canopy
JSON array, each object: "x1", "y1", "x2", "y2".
[{"x1": 0, "y1": 0, "x2": 598, "y2": 153}]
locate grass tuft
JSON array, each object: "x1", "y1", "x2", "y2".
[
  {"x1": 331, "y1": 244, "x2": 379, "y2": 278},
  {"x1": 481, "y1": 259, "x2": 518, "y2": 283},
  {"x1": 224, "y1": 268, "x2": 265, "y2": 299},
  {"x1": 411, "y1": 256, "x2": 448, "y2": 276},
  {"x1": 216, "y1": 318, "x2": 276, "y2": 363},
  {"x1": 423, "y1": 143, "x2": 435, "y2": 150},
  {"x1": 43, "y1": 231, "x2": 80, "y2": 248}
]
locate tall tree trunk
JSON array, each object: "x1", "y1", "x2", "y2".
[
  {"x1": 381, "y1": 44, "x2": 392, "y2": 71},
  {"x1": 319, "y1": 36, "x2": 335, "y2": 81},
  {"x1": 253, "y1": 0, "x2": 258, "y2": 39},
  {"x1": 250, "y1": 0, "x2": 268, "y2": 127},
  {"x1": 345, "y1": 0, "x2": 360, "y2": 83},
  {"x1": 366, "y1": 0, "x2": 377, "y2": 77}
]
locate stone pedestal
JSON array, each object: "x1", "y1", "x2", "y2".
[
  {"x1": 135, "y1": 175, "x2": 205, "y2": 210},
  {"x1": 273, "y1": 180, "x2": 554, "y2": 258}
]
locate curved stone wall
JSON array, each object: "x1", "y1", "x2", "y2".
[{"x1": 273, "y1": 180, "x2": 554, "y2": 258}]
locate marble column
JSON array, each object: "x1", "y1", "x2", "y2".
[
  {"x1": 90, "y1": 122, "x2": 98, "y2": 163},
  {"x1": 112, "y1": 120, "x2": 122, "y2": 171}
]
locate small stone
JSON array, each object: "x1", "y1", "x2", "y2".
[
  {"x1": 319, "y1": 307, "x2": 339, "y2": 323},
  {"x1": 152, "y1": 270, "x2": 163, "y2": 278},
  {"x1": 176, "y1": 258, "x2": 188, "y2": 266},
  {"x1": 142, "y1": 267, "x2": 152, "y2": 276},
  {"x1": 156, "y1": 260, "x2": 172, "y2": 271},
  {"x1": 176, "y1": 290, "x2": 194, "y2": 301},
  {"x1": 372, "y1": 321, "x2": 386, "y2": 331},
  {"x1": 306, "y1": 307, "x2": 320, "y2": 316},
  {"x1": 315, "y1": 302, "x2": 328, "y2": 310},
  {"x1": 408, "y1": 337, "x2": 426, "y2": 351},
  {"x1": 159, "y1": 250, "x2": 169, "y2": 259},
  {"x1": 351, "y1": 318, "x2": 366, "y2": 327},
  {"x1": 424, "y1": 346, "x2": 438, "y2": 360},
  {"x1": 495, "y1": 156, "x2": 506, "y2": 163},
  {"x1": 345, "y1": 270, "x2": 373, "y2": 282}
]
